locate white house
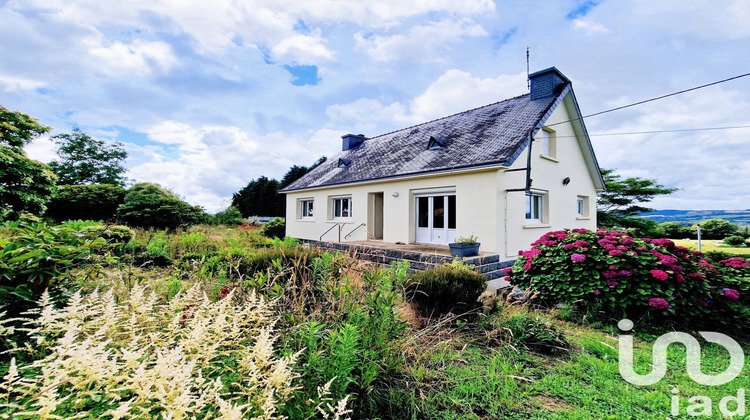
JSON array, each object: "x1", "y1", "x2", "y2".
[{"x1": 281, "y1": 68, "x2": 605, "y2": 258}]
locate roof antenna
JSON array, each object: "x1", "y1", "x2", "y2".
[{"x1": 526, "y1": 46, "x2": 530, "y2": 91}]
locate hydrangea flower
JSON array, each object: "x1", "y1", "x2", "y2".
[
  {"x1": 570, "y1": 253, "x2": 586, "y2": 263},
  {"x1": 722, "y1": 288, "x2": 740, "y2": 301},
  {"x1": 648, "y1": 298, "x2": 670, "y2": 309},
  {"x1": 649, "y1": 270, "x2": 669, "y2": 281}
]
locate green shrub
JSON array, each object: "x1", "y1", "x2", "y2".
[
  {"x1": 657, "y1": 221, "x2": 691, "y2": 238},
  {"x1": 506, "y1": 229, "x2": 750, "y2": 329},
  {"x1": 0, "y1": 222, "x2": 108, "y2": 318},
  {"x1": 45, "y1": 184, "x2": 125, "y2": 222},
  {"x1": 261, "y1": 217, "x2": 286, "y2": 239},
  {"x1": 481, "y1": 308, "x2": 568, "y2": 354},
  {"x1": 60, "y1": 219, "x2": 102, "y2": 231},
  {"x1": 80, "y1": 224, "x2": 134, "y2": 244},
  {"x1": 405, "y1": 264, "x2": 486, "y2": 317},
  {"x1": 116, "y1": 183, "x2": 207, "y2": 230},
  {"x1": 723, "y1": 235, "x2": 746, "y2": 247},
  {"x1": 691, "y1": 219, "x2": 739, "y2": 239},
  {"x1": 211, "y1": 205, "x2": 245, "y2": 226}
]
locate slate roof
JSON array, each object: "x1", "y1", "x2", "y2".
[{"x1": 282, "y1": 89, "x2": 563, "y2": 192}]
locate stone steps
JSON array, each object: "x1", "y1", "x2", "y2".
[{"x1": 301, "y1": 239, "x2": 515, "y2": 280}]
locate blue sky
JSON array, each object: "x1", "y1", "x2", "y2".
[{"x1": 2, "y1": 0, "x2": 749, "y2": 212}]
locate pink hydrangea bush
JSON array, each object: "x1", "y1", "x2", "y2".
[{"x1": 506, "y1": 229, "x2": 750, "y2": 327}]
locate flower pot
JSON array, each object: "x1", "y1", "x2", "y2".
[{"x1": 449, "y1": 242, "x2": 480, "y2": 257}]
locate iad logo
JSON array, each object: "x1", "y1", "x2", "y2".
[
  {"x1": 618, "y1": 319, "x2": 747, "y2": 417},
  {"x1": 618, "y1": 319, "x2": 744, "y2": 386}
]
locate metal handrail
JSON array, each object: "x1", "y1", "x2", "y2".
[
  {"x1": 320, "y1": 223, "x2": 341, "y2": 242},
  {"x1": 344, "y1": 223, "x2": 366, "y2": 240}
]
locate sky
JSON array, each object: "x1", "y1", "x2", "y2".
[{"x1": 2, "y1": 0, "x2": 749, "y2": 212}]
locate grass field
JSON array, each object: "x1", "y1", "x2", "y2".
[
  {"x1": 1, "y1": 224, "x2": 748, "y2": 419},
  {"x1": 672, "y1": 239, "x2": 750, "y2": 255}
]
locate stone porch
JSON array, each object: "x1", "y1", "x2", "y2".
[{"x1": 300, "y1": 239, "x2": 515, "y2": 280}]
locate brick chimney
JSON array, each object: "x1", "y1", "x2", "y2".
[
  {"x1": 341, "y1": 133, "x2": 367, "y2": 151},
  {"x1": 529, "y1": 67, "x2": 570, "y2": 100}
]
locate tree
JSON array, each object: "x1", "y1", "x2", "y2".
[
  {"x1": 657, "y1": 221, "x2": 691, "y2": 239},
  {"x1": 691, "y1": 219, "x2": 739, "y2": 240},
  {"x1": 0, "y1": 146, "x2": 57, "y2": 220},
  {"x1": 597, "y1": 168, "x2": 677, "y2": 231},
  {"x1": 116, "y1": 183, "x2": 206, "y2": 230},
  {"x1": 0, "y1": 106, "x2": 51, "y2": 148},
  {"x1": 233, "y1": 157, "x2": 326, "y2": 218},
  {"x1": 49, "y1": 129, "x2": 128, "y2": 185},
  {"x1": 0, "y1": 107, "x2": 55, "y2": 220},
  {"x1": 45, "y1": 184, "x2": 126, "y2": 222}
]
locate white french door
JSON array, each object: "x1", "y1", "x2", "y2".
[{"x1": 415, "y1": 194, "x2": 456, "y2": 244}]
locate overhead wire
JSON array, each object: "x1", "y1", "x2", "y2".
[{"x1": 546, "y1": 71, "x2": 750, "y2": 127}]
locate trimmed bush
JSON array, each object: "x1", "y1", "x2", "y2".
[
  {"x1": 723, "y1": 235, "x2": 746, "y2": 247},
  {"x1": 80, "y1": 224, "x2": 134, "y2": 243},
  {"x1": 692, "y1": 219, "x2": 739, "y2": 239},
  {"x1": 116, "y1": 183, "x2": 206, "y2": 230},
  {"x1": 261, "y1": 217, "x2": 286, "y2": 239},
  {"x1": 506, "y1": 229, "x2": 750, "y2": 329},
  {"x1": 405, "y1": 264, "x2": 486, "y2": 317}
]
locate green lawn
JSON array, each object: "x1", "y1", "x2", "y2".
[{"x1": 673, "y1": 239, "x2": 750, "y2": 255}]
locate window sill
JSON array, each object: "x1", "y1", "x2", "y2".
[
  {"x1": 576, "y1": 216, "x2": 590, "y2": 220},
  {"x1": 327, "y1": 219, "x2": 352, "y2": 223},
  {"x1": 523, "y1": 223, "x2": 551, "y2": 229},
  {"x1": 296, "y1": 219, "x2": 316, "y2": 222},
  {"x1": 540, "y1": 155, "x2": 559, "y2": 163}
]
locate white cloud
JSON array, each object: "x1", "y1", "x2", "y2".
[
  {"x1": 270, "y1": 30, "x2": 334, "y2": 64},
  {"x1": 0, "y1": 74, "x2": 46, "y2": 92},
  {"x1": 355, "y1": 19, "x2": 488, "y2": 62},
  {"x1": 572, "y1": 18, "x2": 608, "y2": 35},
  {"x1": 410, "y1": 70, "x2": 528, "y2": 120},
  {"x1": 23, "y1": 137, "x2": 57, "y2": 164},
  {"x1": 87, "y1": 38, "x2": 177, "y2": 76}
]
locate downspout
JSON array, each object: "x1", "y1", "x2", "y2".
[{"x1": 504, "y1": 129, "x2": 535, "y2": 256}]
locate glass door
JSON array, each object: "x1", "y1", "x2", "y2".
[{"x1": 415, "y1": 195, "x2": 456, "y2": 244}]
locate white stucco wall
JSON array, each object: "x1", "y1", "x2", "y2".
[
  {"x1": 285, "y1": 169, "x2": 500, "y2": 253},
  {"x1": 498, "y1": 94, "x2": 599, "y2": 258}
]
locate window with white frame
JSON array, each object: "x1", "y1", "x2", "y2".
[
  {"x1": 577, "y1": 195, "x2": 589, "y2": 217},
  {"x1": 539, "y1": 128, "x2": 556, "y2": 158},
  {"x1": 300, "y1": 199, "x2": 314, "y2": 219},
  {"x1": 332, "y1": 197, "x2": 352, "y2": 218},
  {"x1": 525, "y1": 193, "x2": 544, "y2": 222}
]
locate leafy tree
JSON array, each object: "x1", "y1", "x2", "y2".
[
  {"x1": 692, "y1": 219, "x2": 739, "y2": 240},
  {"x1": 261, "y1": 217, "x2": 286, "y2": 239},
  {"x1": 116, "y1": 183, "x2": 206, "y2": 230},
  {"x1": 657, "y1": 221, "x2": 691, "y2": 239},
  {"x1": 49, "y1": 129, "x2": 128, "y2": 185},
  {"x1": 0, "y1": 106, "x2": 51, "y2": 148},
  {"x1": 212, "y1": 205, "x2": 245, "y2": 226},
  {"x1": 597, "y1": 168, "x2": 677, "y2": 231},
  {"x1": 45, "y1": 184, "x2": 126, "y2": 222},
  {"x1": 0, "y1": 107, "x2": 56, "y2": 220}
]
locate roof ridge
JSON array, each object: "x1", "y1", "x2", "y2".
[{"x1": 366, "y1": 92, "x2": 531, "y2": 141}]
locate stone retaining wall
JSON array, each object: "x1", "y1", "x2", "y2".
[{"x1": 301, "y1": 240, "x2": 514, "y2": 280}]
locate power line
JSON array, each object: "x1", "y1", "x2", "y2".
[
  {"x1": 557, "y1": 124, "x2": 750, "y2": 138},
  {"x1": 547, "y1": 71, "x2": 750, "y2": 127}
]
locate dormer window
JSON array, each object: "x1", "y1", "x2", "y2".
[
  {"x1": 427, "y1": 136, "x2": 446, "y2": 149},
  {"x1": 338, "y1": 158, "x2": 352, "y2": 168}
]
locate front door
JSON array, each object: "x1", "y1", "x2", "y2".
[{"x1": 415, "y1": 195, "x2": 456, "y2": 244}]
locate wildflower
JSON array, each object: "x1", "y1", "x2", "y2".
[
  {"x1": 618, "y1": 270, "x2": 632, "y2": 277},
  {"x1": 697, "y1": 299, "x2": 708, "y2": 307},
  {"x1": 722, "y1": 288, "x2": 740, "y2": 301},
  {"x1": 648, "y1": 298, "x2": 670, "y2": 309},
  {"x1": 608, "y1": 249, "x2": 623, "y2": 257},
  {"x1": 574, "y1": 240, "x2": 589, "y2": 247},
  {"x1": 675, "y1": 274, "x2": 685, "y2": 283},
  {"x1": 649, "y1": 270, "x2": 669, "y2": 281},
  {"x1": 689, "y1": 273, "x2": 705, "y2": 279},
  {"x1": 570, "y1": 254, "x2": 586, "y2": 263},
  {"x1": 606, "y1": 280, "x2": 620, "y2": 287},
  {"x1": 501, "y1": 267, "x2": 513, "y2": 274},
  {"x1": 592, "y1": 289, "x2": 601, "y2": 296}
]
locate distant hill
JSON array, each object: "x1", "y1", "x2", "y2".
[{"x1": 639, "y1": 209, "x2": 750, "y2": 226}]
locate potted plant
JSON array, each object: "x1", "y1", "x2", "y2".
[{"x1": 449, "y1": 235, "x2": 480, "y2": 257}]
